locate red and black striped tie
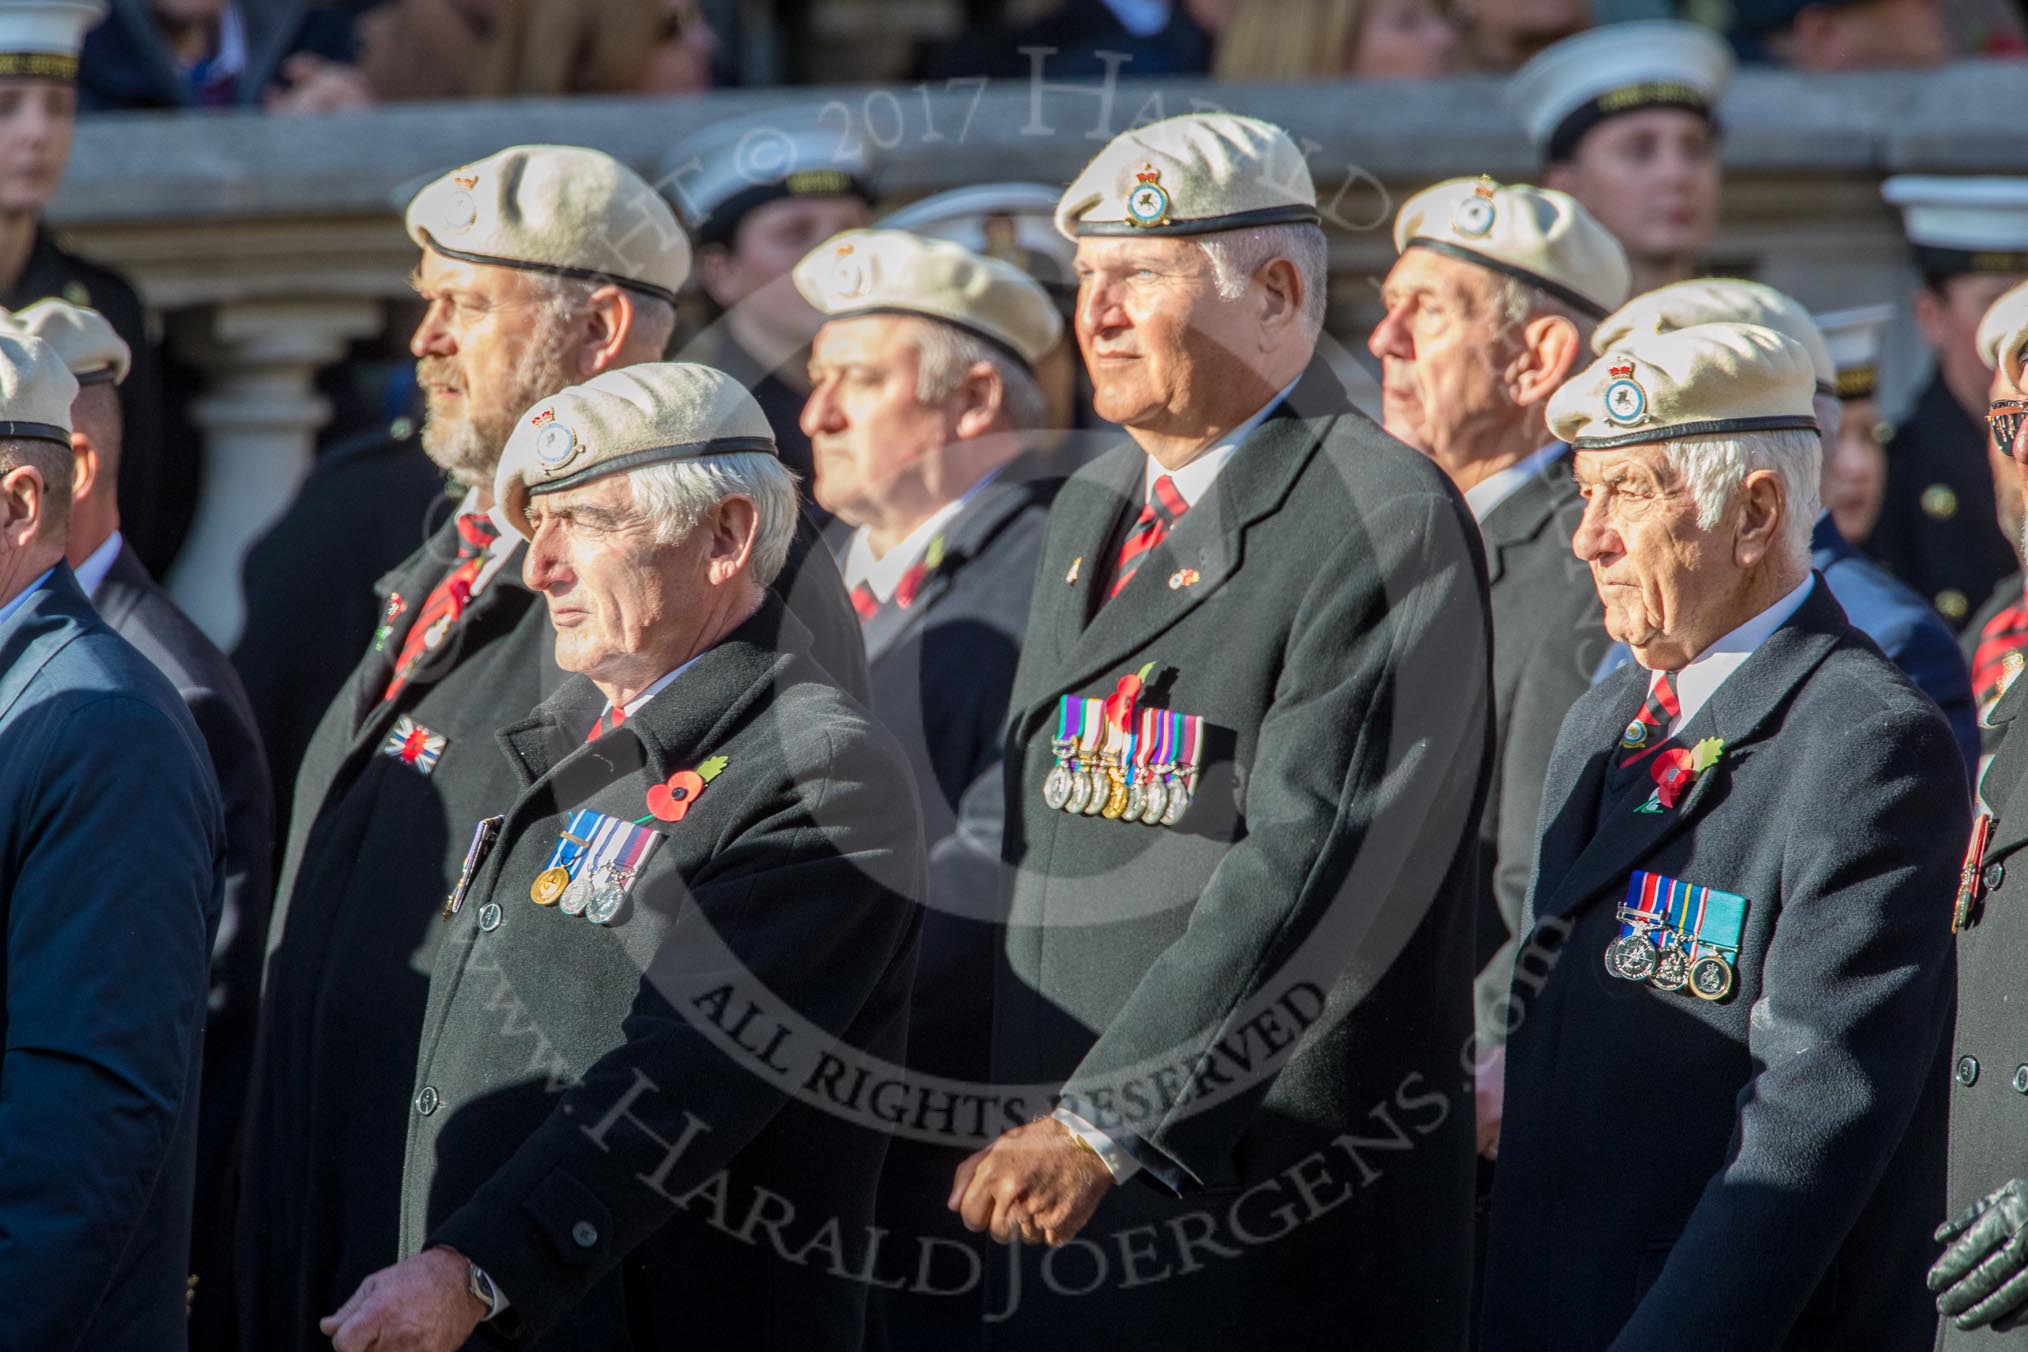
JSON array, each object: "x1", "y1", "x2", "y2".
[
  {"x1": 586, "y1": 704, "x2": 626, "y2": 744},
  {"x1": 1109, "y1": 474, "x2": 1188, "y2": 600},
  {"x1": 1612, "y1": 670, "x2": 1681, "y2": 780},
  {"x1": 1972, "y1": 588, "x2": 2028, "y2": 710},
  {"x1": 382, "y1": 513, "x2": 500, "y2": 702}
]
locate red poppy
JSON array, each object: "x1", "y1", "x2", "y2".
[
  {"x1": 646, "y1": 769, "x2": 707, "y2": 822},
  {"x1": 1103, "y1": 672, "x2": 1143, "y2": 729},
  {"x1": 1650, "y1": 748, "x2": 1697, "y2": 809},
  {"x1": 895, "y1": 562, "x2": 927, "y2": 610}
]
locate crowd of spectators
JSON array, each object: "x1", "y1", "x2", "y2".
[{"x1": 62, "y1": 0, "x2": 2028, "y2": 117}]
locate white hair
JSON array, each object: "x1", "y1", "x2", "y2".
[
  {"x1": 1661, "y1": 427, "x2": 1821, "y2": 567},
  {"x1": 908, "y1": 318, "x2": 1048, "y2": 432},
  {"x1": 1196, "y1": 222, "x2": 1329, "y2": 336},
  {"x1": 530, "y1": 274, "x2": 678, "y2": 356},
  {"x1": 1488, "y1": 275, "x2": 1598, "y2": 348},
  {"x1": 627, "y1": 452, "x2": 799, "y2": 587}
]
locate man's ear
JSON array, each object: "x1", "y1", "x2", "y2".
[
  {"x1": 705, "y1": 494, "x2": 759, "y2": 585},
  {"x1": 0, "y1": 464, "x2": 46, "y2": 548},
  {"x1": 579, "y1": 285, "x2": 635, "y2": 378},
  {"x1": 1509, "y1": 314, "x2": 1582, "y2": 408},
  {"x1": 1733, "y1": 468, "x2": 1786, "y2": 569},
  {"x1": 951, "y1": 361, "x2": 1006, "y2": 441},
  {"x1": 68, "y1": 431, "x2": 98, "y2": 504},
  {"x1": 1256, "y1": 257, "x2": 1305, "y2": 349}
]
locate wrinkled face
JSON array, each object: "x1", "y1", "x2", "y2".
[
  {"x1": 1572, "y1": 443, "x2": 1742, "y2": 659},
  {"x1": 802, "y1": 315, "x2": 954, "y2": 525},
  {"x1": 702, "y1": 195, "x2": 871, "y2": 340},
  {"x1": 409, "y1": 250, "x2": 582, "y2": 489},
  {"x1": 0, "y1": 79, "x2": 74, "y2": 215},
  {"x1": 1353, "y1": 0, "x2": 1458, "y2": 77},
  {"x1": 522, "y1": 473, "x2": 719, "y2": 690},
  {"x1": 1826, "y1": 395, "x2": 1887, "y2": 543},
  {"x1": 1551, "y1": 110, "x2": 1720, "y2": 269},
  {"x1": 1073, "y1": 235, "x2": 1260, "y2": 437},
  {"x1": 1368, "y1": 247, "x2": 1513, "y2": 458}
]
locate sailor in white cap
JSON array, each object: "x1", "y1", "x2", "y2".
[
  {"x1": 1869, "y1": 176, "x2": 2028, "y2": 630},
  {"x1": 1369, "y1": 174, "x2": 1623, "y2": 1161},
  {"x1": 1483, "y1": 320, "x2": 1964, "y2": 1352},
  {"x1": 239, "y1": 143, "x2": 869, "y2": 1352},
  {"x1": 1507, "y1": 20, "x2": 1733, "y2": 296},
  {"x1": 663, "y1": 113, "x2": 876, "y2": 499},
  {"x1": 954, "y1": 112, "x2": 1491, "y2": 1348},
  {"x1": 0, "y1": 1, "x2": 173, "y2": 573},
  {"x1": 1815, "y1": 302, "x2": 1895, "y2": 545}
]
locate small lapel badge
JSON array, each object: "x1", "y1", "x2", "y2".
[
  {"x1": 1066, "y1": 556, "x2": 1083, "y2": 585},
  {"x1": 1168, "y1": 568, "x2": 1201, "y2": 590},
  {"x1": 381, "y1": 715, "x2": 446, "y2": 774}
]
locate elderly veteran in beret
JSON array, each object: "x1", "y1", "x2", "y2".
[
  {"x1": 0, "y1": 331, "x2": 223, "y2": 1350},
  {"x1": 1931, "y1": 288, "x2": 2028, "y2": 1350},
  {"x1": 959, "y1": 112, "x2": 1491, "y2": 1346},
  {"x1": 793, "y1": 227, "x2": 1062, "y2": 1347},
  {"x1": 239, "y1": 142, "x2": 868, "y2": 1352},
  {"x1": 6, "y1": 296, "x2": 273, "y2": 1337},
  {"x1": 1370, "y1": 176, "x2": 1621, "y2": 1161},
  {"x1": 1479, "y1": 321, "x2": 1964, "y2": 1352},
  {"x1": 321, "y1": 363, "x2": 923, "y2": 1352},
  {"x1": 1589, "y1": 279, "x2": 1979, "y2": 774}
]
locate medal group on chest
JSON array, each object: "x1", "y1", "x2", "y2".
[
  {"x1": 1042, "y1": 666, "x2": 1204, "y2": 828},
  {"x1": 1605, "y1": 870, "x2": 1747, "y2": 1001}
]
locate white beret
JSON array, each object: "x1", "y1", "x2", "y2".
[
  {"x1": 793, "y1": 229, "x2": 1064, "y2": 368},
  {"x1": 406, "y1": 144, "x2": 689, "y2": 304},
  {"x1": 0, "y1": 0, "x2": 102, "y2": 78},
  {"x1": 0, "y1": 333, "x2": 78, "y2": 446},
  {"x1": 661, "y1": 113, "x2": 873, "y2": 246},
  {"x1": 1815, "y1": 304, "x2": 1895, "y2": 400},
  {"x1": 1, "y1": 298, "x2": 130, "y2": 386},
  {"x1": 1882, "y1": 176, "x2": 2028, "y2": 277},
  {"x1": 1506, "y1": 21, "x2": 1732, "y2": 163},
  {"x1": 495, "y1": 362, "x2": 776, "y2": 539},
  {"x1": 881, "y1": 183, "x2": 1075, "y2": 293},
  {"x1": 1594, "y1": 279, "x2": 1834, "y2": 394},
  {"x1": 1977, "y1": 280, "x2": 2028, "y2": 379},
  {"x1": 1055, "y1": 113, "x2": 1318, "y2": 240},
  {"x1": 1550, "y1": 321, "x2": 1819, "y2": 451},
  {"x1": 1393, "y1": 176, "x2": 1631, "y2": 319}
]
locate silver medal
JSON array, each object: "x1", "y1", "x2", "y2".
[
  {"x1": 558, "y1": 867, "x2": 596, "y2": 917},
  {"x1": 1650, "y1": 943, "x2": 1690, "y2": 992},
  {"x1": 1160, "y1": 775, "x2": 1190, "y2": 826},
  {"x1": 1140, "y1": 775, "x2": 1169, "y2": 825},
  {"x1": 1081, "y1": 769, "x2": 1107, "y2": 815},
  {"x1": 1044, "y1": 763, "x2": 1073, "y2": 811},
  {"x1": 1124, "y1": 779, "x2": 1147, "y2": 822},
  {"x1": 1689, "y1": 953, "x2": 1734, "y2": 1001},
  {"x1": 1605, "y1": 933, "x2": 1658, "y2": 982},
  {"x1": 1065, "y1": 769, "x2": 1093, "y2": 815}
]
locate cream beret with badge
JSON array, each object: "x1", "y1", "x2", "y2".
[
  {"x1": 495, "y1": 362, "x2": 777, "y2": 539},
  {"x1": 1594, "y1": 279, "x2": 1834, "y2": 394},
  {"x1": 1, "y1": 299, "x2": 131, "y2": 386},
  {"x1": 793, "y1": 228, "x2": 1063, "y2": 368},
  {"x1": 0, "y1": 332, "x2": 79, "y2": 446},
  {"x1": 1976, "y1": 280, "x2": 2028, "y2": 380},
  {"x1": 1550, "y1": 321, "x2": 1819, "y2": 450},
  {"x1": 1055, "y1": 113, "x2": 1318, "y2": 240},
  {"x1": 1393, "y1": 176, "x2": 1631, "y2": 319},
  {"x1": 407, "y1": 144, "x2": 690, "y2": 304}
]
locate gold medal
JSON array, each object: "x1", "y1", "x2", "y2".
[
  {"x1": 530, "y1": 865, "x2": 570, "y2": 907},
  {"x1": 1100, "y1": 764, "x2": 1129, "y2": 819}
]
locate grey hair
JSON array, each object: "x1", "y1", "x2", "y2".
[
  {"x1": 908, "y1": 317, "x2": 1048, "y2": 432},
  {"x1": 1197, "y1": 222, "x2": 1329, "y2": 336},
  {"x1": 626, "y1": 452, "x2": 799, "y2": 587},
  {"x1": 529, "y1": 274, "x2": 679, "y2": 357},
  {"x1": 1661, "y1": 427, "x2": 1821, "y2": 567},
  {"x1": 0, "y1": 435, "x2": 71, "y2": 538},
  {"x1": 1488, "y1": 276, "x2": 1598, "y2": 348}
]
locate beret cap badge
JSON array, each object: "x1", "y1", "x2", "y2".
[
  {"x1": 529, "y1": 407, "x2": 582, "y2": 472},
  {"x1": 1603, "y1": 362, "x2": 1649, "y2": 426},
  {"x1": 1451, "y1": 175, "x2": 1498, "y2": 238},
  {"x1": 1126, "y1": 165, "x2": 1172, "y2": 229},
  {"x1": 830, "y1": 241, "x2": 871, "y2": 302}
]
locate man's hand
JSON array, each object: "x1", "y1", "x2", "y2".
[
  {"x1": 1931, "y1": 1178, "x2": 2028, "y2": 1330},
  {"x1": 949, "y1": 1116, "x2": 1114, "y2": 1246},
  {"x1": 320, "y1": 1246, "x2": 487, "y2": 1352}
]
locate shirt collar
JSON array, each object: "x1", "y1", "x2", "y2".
[
  {"x1": 1142, "y1": 378, "x2": 1298, "y2": 509},
  {"x1": 595, "y1": 651, "x2": 706, "y2": 729},
  {"x1": 1464, "y1": 443, "x2": 1566, "y2": 524},
  {"x1": 841, "y1": 468, "x2": 1000, "y2": 603},
  {"x1": 0, "y1": 566, "x2": 57, "y2": 630},
  {"x1": 72, "y1": 530, "x2": 123, "y2": 601},
  {"x1": 1652, "y1": 574, "x2": 1816, "y2": 735}
]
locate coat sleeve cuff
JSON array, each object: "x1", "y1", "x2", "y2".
[{"x1": 427, "y1": 1164, "x2": 616, "y2": 1343}]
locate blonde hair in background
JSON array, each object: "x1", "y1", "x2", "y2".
[{"x1": 1213, "y1": 0, "x2": 1371, "y2": 80}]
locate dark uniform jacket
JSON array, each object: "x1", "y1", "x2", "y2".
[
  {"x1": 404, "y1": 599, "x2": 923, "y2": 1349},
  {"x1": 0, "y1": 566, "x2": 224, "y2": 1352},
  {"x1": 1482, "y1": 579, "x2": 1962, "y2": 1352},
  {"x1": 1940, "y1": 649, "x2": 2028, "y2": 1347},
  {"x1": 1873, "y1": 372, "x2": 2016, "y2": 630},
  {"x1": 232, "y1": 416, "x2": 450, "y2": 835},
  {"x1": 88, "y1": 540, "x2": 274, "y2": 1345},
  {"x1": 237, "y1": 509, "x2": 867, "y2": 1351},
  {"x1": 1475, "y1": 449, "x2": 1609, "y2": 1055},
  {"x1": 3, "y1": 229, "x2": 178, "y2": 572},
  {"x1": 851, "y1": 466, "x2": 1058, "y2": 1352},
  {"x1": 989, "y1": 363, "x2": 1494, "y2": 1346}
]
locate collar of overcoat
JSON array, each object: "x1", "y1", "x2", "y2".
[{"x1": 1477, "y1": 446, "x2": 1575, "y2": 589}]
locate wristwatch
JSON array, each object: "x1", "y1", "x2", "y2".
[{"x1": 466, "y1": 1259, "x2": 506, "y2": 1320}]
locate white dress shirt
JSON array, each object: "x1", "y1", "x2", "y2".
[
  {"x1": 840, "y1": 470, "x2": 999, "y2": 604},
  {"x1": 1646, "y1": 574, "x2": 1816, "y2": 738},
  {"x1": 72, "y1": 530, "x2": 123, "y2": 601},
  {"x1": 1464, "y1": 443, "x2": 1567, "y2": 525},
  {"x1": 591, "y1": 653, "x2": 704, "y2": 733},
  {"x1": 1139, "y1": 379, "x2": 1300, "y2": 509}
]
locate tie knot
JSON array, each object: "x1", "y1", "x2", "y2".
[
  {"x1": 1150, "y1": 475, "x2": 1187, "y2": 526},
  {"x1": 455, "y1": 513, "x2": 501, "y2": 556}
]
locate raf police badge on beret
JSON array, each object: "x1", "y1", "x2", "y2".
[
  {"x1": 1127, "y1": 165, "x2": 1172, "y2": 229},
  {"x1": 1451, "y1": 176, "x2": 1497, "y2": 238},
  {"x1": 1603, "y1": 361, "x2": 1649, "y2": 426},
  {"x1": 529, "y1": 406, "x2": 581, "y2": 473}
]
